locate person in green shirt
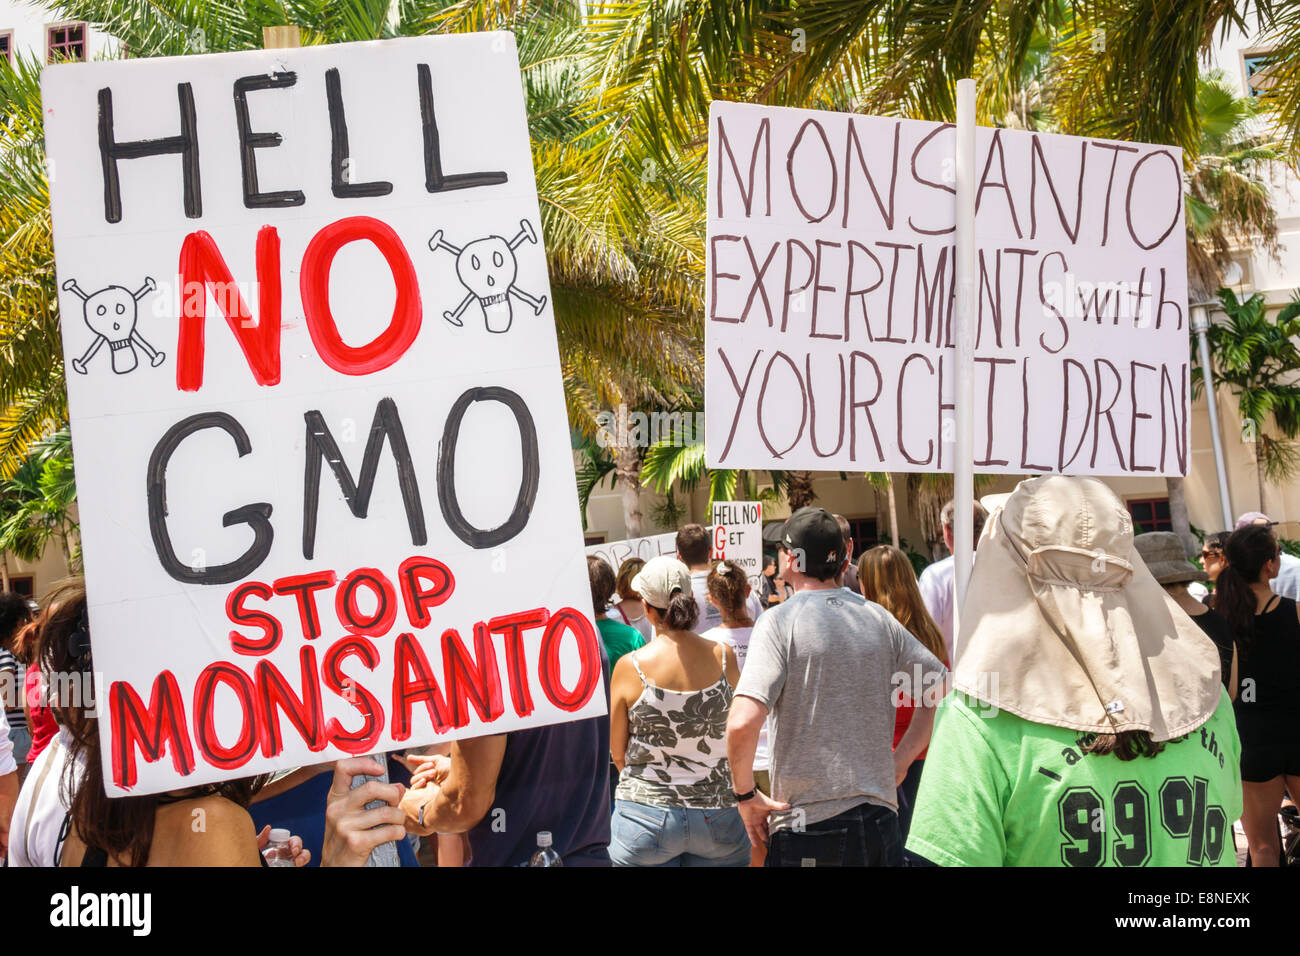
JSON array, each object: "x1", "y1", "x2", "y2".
[
  {"x1": 588, "y1": 556, "x2": 645, "y2": 667},
  {"x1": 907, "y1": 476, "x2": 1242, "y2": 867}
]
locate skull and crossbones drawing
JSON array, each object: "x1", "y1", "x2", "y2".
[
  {"x1": 63, "y1": 276, "x2": 165, "y2": 375},
  {"x1": 428, "y1": 219, "x2": 548, "y2": 334}
]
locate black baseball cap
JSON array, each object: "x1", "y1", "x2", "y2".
[{"x1": 775, "y1": 507, "x2": 844, "y2": 577}]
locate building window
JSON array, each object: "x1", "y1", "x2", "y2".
[
  {"x1": 5, "y1": 576, "x2": 35, "y2": 599},
  {"x1": 1127, "y1": 497, "x2": 1172, "y2": 534},
  {"x1": 1243, "y1": 52, "x2": 1275, "y2": 98},
  {"x1": 47, "y1": 22, "x2": 88, "y2": 63},
  {"x1": 847, "y1": 517, "x2": 881, "y2": 556},
  {"x1": 0, "y1": 30, "x2": 14, "y2": 67}
]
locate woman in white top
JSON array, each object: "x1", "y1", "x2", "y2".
[
  {"x1": 700, "y1": 560, "x2": 772, "y2": 866},
  {"x1": 7, "y1": 725, "x2": 78, "y2": 867},
  {"x1": 608, "y1": 557, "x2": 749, "y2": 867},
  {"x1": 614, "y1": 557, "x2": 654, "y2": 643}
]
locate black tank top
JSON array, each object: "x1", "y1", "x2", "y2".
[
  {"x1": 1235, "y1": 595, "x2": 1300, "y2": 711},
  {"x1": 1191, "y1": 608, "x2": 1233, "y2": 690},
  {"x1": 80, "y1": 845, "x2": 108, "y2": 867}
]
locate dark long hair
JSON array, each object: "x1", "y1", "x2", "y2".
[
  {"x1": 646, "y1": 588, "x2": 700, "y2": 632},
  {"x1": 1079, "y1": 730, "x2": 1166, "y2": 761},
  {"x1": 1214, "y1": 525, "x2": 1278, "y2": 653},
  {"x1": 37, "y1": 580, "x2": 264, "y2": 867},
  {"x1": 706, "y1": 560, "x2": 750, "y2": 620}
]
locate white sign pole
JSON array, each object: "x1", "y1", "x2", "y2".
[
  {"x1": 952, "y1": 78, "x2": 977, "y2": 664},
  {"x1": 1190, "y1": 303, "x2": 1235, "y2": 530}
]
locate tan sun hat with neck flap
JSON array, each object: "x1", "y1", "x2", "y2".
[{"x1": 954, "y1": 475, "x2": 1222, "y2": 741}]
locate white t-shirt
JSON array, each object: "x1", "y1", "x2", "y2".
[
  {"x1": 917, "y1": 554, "x2": 975, "y2": 664},
  {"x1": 700, "y1": 624, "x2": 769, "y2": 772},
  {"x1": 690, "y1": 571, "x2": 763, "y2": 633},
  {"x1": 1272, "y1": 552, "x2": 1300, "y2": 601},
  {"x1": 917, "y1": 556, "x2": 953, "y2": 662},
  {"x1": 0, "y1": 706, "x2": 15, "y2": 777},
  {"x1": 8, "y1": 727, "x2": 79, "y2": 867},
  {"x1": 613, "y1": 602, "x2": 654, "y2": 643}
]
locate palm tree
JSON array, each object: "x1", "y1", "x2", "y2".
[
  {"x1": 1195, "y1": 288, "x2": 1300, "y2": 512},
  {"x1": 640, "y1": 430, "x2": 788, "y2": 517},
  {"x1": 573, "y1": 431, "x2": 614, "y2": 532},
  {"x1": 784, "y1": 471, "x2": 816, "y2": 510},
  {"x1": 0, "y1": 426, "x2": 79, "y2": 576},
  {"x1": 1166, "y1": 70, "x2": 1285, "y2": 552},
  {"x1": 1184, "y1": 70, "x2": 1284, "y2": 298},
  {"x1": 0, "y1": 55, "x2": 65, "y2": 479},
  {"x1": 866, "y1": 473, "x2": 899, "y2": 547}
]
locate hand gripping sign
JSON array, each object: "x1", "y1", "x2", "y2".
[{"x1": 44, "y1": 34, "x2": 603, "y2": 796}]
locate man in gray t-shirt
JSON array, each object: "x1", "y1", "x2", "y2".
[{"x1": 727, "y1": 507, "x2": 947, "y2": 867}]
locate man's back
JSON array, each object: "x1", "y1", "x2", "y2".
[
  {"x1": 735, "y1": 589, "x2": 946, "y2": 832},
  {"x1": 907, "y1": 691, "x2": 1243, "y2": 867},
  {"x1": 466, "y1": 713, "x2": 612, "y2": 866},
  {"x1": 466, "y1": 643, "x2": 612, "y2": 867}
]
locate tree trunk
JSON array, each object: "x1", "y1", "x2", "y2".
[
  {"x1": 615, "y1": 446, "x2": 643, "y2": 538},
  {"x1": 1166, "y1": 476, "x2": 1195, "y2": 557},
  {"x1": 0, "y1": 553, "x2": 9, "y2": 593},
  {"x1": 1257, "y1": 457, "x2": 1267, "y2": 515},
  {"x1": 886, "y1": 475, "x2": 900, "y2": 548}
]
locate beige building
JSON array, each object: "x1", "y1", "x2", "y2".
[{"x1": 1, "y1": 543, "x2": 74, "y2": 603}]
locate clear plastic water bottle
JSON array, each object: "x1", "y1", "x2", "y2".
[
  {"x1": 262, "y1": 828, "x2": 295, "y2": 867},
  {"x1": 529, "y1": 831, "x2": 562, "y2": 867}
]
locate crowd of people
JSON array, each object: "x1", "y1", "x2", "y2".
[{"x1": 0, "y1": 476, "x2": 1296, "y2": 867}]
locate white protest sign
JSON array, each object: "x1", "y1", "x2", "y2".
[
  {"x1": 710, "y1": 501, "x2": 762, "y2": 586},
  {"x1": 705, "y1": 101, "x2": 1189, "y2": 476},
  {"x1": 586, "y1": 531, "x2": 679, "y2": 572},
  {"x1": 586, "y1": 502, "x2": 764, "y2": 588},
  {"x1": 45, "y1": 34, "x2": 604, "y2": 797}
]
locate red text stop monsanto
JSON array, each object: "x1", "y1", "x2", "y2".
[{"x1": 111, "y1": 553, "x2": 600, "y2": 790}]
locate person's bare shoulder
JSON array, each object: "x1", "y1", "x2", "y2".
[
  {"x1": 153, "y1": 795, "x2": 260, "y2": 866},
  {"x1": 710, "y1": 638, "x2": 733, "y2": 668},
  {"x1": 610, "y1": 651, "x2": 642, "y2": 702}
]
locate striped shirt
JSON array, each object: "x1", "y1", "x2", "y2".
[{"x1": 0, "y1": 648, "x2": 26, "y2": 726}]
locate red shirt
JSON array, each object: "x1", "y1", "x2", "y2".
[
  {"x1": 893, "y1": 656, "x2": 948, "y2": 761},
  {"x1": 24, "y1": 665, "x2": 58, "y2": 763}
]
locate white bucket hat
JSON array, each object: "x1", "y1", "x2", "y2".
[{"x1": 954, "y1": 475, "x2": 1222, "y2": 741}]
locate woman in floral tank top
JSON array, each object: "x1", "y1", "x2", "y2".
[{"x1": 607, "y1": 557, "x2": 750, "y2": 866}]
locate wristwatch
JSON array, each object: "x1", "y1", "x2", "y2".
[{"x1": 732, "y1": 787, "x2": 757, "y2": 802}]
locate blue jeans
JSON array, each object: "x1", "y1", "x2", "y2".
[
  {"x1": 895, "y1": 759, "x2": 935, "y2": 867},
  {"x1": 609, "y1": 800, "x2": 751, "y2": 867},
  {"x1": 7, "y1": 722, "x2": 31, "y2": 766},
  {"x1": 765, "y1": 802, "x2": 904, "y2": 867}
]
